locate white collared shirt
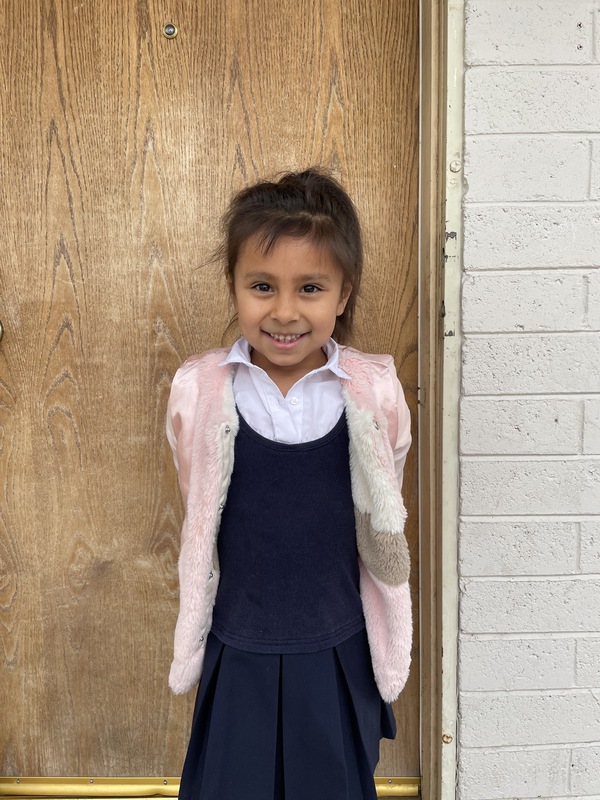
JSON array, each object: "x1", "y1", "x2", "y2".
[{"x1": 220, "y1": 338, "x2": 350, "y2": 444}]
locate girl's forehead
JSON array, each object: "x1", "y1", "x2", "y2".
[{"x1": 238, "y1": 234, "x2": 336, "y2": 266}]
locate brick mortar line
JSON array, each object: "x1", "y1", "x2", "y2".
[
  {"x1": 462, "y1": 574, "x2": 600, "y2": 582},
  {"x1": 461, "y1": 515, "x2": 600, "y2": 521},
  {"x1": 464, "y1": 330, "x2": 600, "y2": 336},
  {"x1": 594, "y1": 0, "x2": 599, "y2": 63},
  {"x1": 460, "y1": 688, "x2": 598, "y2": 696},
  {"x1": 459, "y1": 742, "x2": 600, "y2": 754},
  {"x1": 461, "y1": 454, "x2": 590, "y2": 458},
  {"x1": 464, "y1": 266, "x2": 600, "y2": 273},
  {"x1": 465, "y1": 132, "x2": 600, "y2": 139},
  {"x1": 463, "y1": 792, "x2": 600, "y2": 800},
  {"x1": 463, "y1": 267, "x2": 599, "y2": 275},
  {"x1": 460, "y1": 514, "x2": 600, "y2": 520},
  {"x1": 588, "y1": 139, "x2": 594, "y2": 199},
  {"x1": 465, "y1": 63, "x2": 600, "y2": 71},
  {"x1": 459, "y1": 743, "x2": 600, "y2": 753},
  {"x1": 464, "y1": 329, "x2": 599, "y2": 336},
  {"x1": 461, "y1": 574, "x2": 600, "y2": 581},
  {"x1": 461, "y1": 394, "x2": 600, "y2": 400},
  {"x1": 464, "y1": 200, "x2": 600, "y2": 207},
  {"x1": 461, "y1": 454, "x2": 600, "y2": 461},
  {"x1": 460, "y1": 632, "x2": 600, "y2": 640},
  {"x1": 461, "y1": 393, "x2": 600, "y2": 399}
]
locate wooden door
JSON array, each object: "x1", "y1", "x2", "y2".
[{"x1": 0, "y1": 0, "x2": 419, "y2": 780}]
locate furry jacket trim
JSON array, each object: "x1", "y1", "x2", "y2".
[{"x1": 166, "y1": 345, "x2": 412, "y2": 702}]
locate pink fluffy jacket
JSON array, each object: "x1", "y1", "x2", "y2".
[{"x1": 166, "y1": 345, "x2": 412, "y2": 702}]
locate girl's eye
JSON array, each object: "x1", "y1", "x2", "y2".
[
  {"x1": 301, "y1": 284, "x2": 321, "y2": 294},
  {"x1": 252, "y1": 283, "x2": 272, "y2": 292}
]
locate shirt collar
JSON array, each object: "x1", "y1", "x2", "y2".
[{"x1": 220, "y1": 337, "x2": 351, "y2": 380}]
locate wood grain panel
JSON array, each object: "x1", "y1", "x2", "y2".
[{"x1": 0, "y1": 0, "x2": 419, "y2": 779}]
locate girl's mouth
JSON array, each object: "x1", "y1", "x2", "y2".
[{"x1": 265, "y1": 331, "x2": 306, "y2": 347}]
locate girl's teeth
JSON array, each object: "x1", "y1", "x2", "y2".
[{"x1": 271, "y1": 333, "x2": 302, "y2": 342}]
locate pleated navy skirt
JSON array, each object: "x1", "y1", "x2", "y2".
[{"x1": 178, "y1": 628, "x2": 396, "y2": 800}]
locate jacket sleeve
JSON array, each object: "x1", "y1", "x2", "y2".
[
  {"x1": 165, "y1": 358, "x2": 203, "y2": 507},
  {"x1": 393, "y1": 375, "x2": 412, "y2": 491},
  {"x1": 380, "y1": 360, "x2": 412, "y2": 491}
]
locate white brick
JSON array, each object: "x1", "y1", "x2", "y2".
[
  {"x1": 588, "y1": 269, "x2": 600, "y2": 329},
  {"x1": 576, "y1": 639, "x2": 600, "y2": 686},
  {"x1": 459, "y1": 637, "x2": 575, "y2": 690},
  {"x1": 592, "y1": 140, "x2": 600, "y2": 200},
  {"x1": 464, "y1": 137, "x2": 589, "y2": 201},
  {"x1": 465, "y1": 1, "x2": 592, "y2": 66},
  {"x1": 462, "y1": 335, "x2": 600, "y2": 394},
  {"x1": 459, "y1": 520, "x2": 579, "y2": 575},
  {"x1": 461, "y1": 458, "x2": 600, "y2": 515},
  {"x1": 465, "y1": 68, "x2": 600, "y2": 134},
  {"x1": 570, "y1": 745, "x2": 600, "y2": 794},
  {"x1": 462, "y1": 273, "x2": 588, "y2": 332},
  {"x1": 580, "y1": 521, "x2": 600, "y2": 572},
  {"x1": 460, "y1": 398, "x2": 582, "y2": 455},
  {"x1": 457, "y1": 747, "x2": 570, "y2": 800},
  {"x1": 463, "y1": 206, "x2": 600, "y2": 270},
  {"x1": 584, "y1": 401, "x2": 600, "y2": 454},
  {"x1": 460, "y1": 578, "x2": 600, "y2": 633},
  {"x1": 459, "y1": 691, "x2": 600, "y2": 747}
]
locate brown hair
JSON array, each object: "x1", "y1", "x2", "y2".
[{"x1": 220, "y1": 168, "x2": 363, "y2": 342}]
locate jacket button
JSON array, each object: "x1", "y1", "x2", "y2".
[
  {"x1": 199, "y1": 635, "x2": 205, "y2": 644},
  {"x1": 208, "y1": 571, "x2": 214, "y2": 580},
  {"x1": 224, "y1": 425, "x2": 231, "y2": 434},
  {"x1": 373, "y1": 419, "x2": 380, "y2": 430},
  {"x1": 219, "y1": 502, "x2": 224, "y2": 510}
]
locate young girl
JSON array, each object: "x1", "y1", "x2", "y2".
[{"x1": 166, "y1": 169, "x2": 412, "y2": 800}]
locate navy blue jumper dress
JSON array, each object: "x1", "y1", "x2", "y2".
[{"x1": 178, "y1": 411, "x2": 396, "y2": 800}]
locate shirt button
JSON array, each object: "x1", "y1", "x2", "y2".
[{"x1": 290, "y1": 396, "x2": 299, "y2": 406}]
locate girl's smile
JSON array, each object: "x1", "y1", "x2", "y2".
[{"x1": 231, "y1": 235, "x2": 350, "y2": 394}]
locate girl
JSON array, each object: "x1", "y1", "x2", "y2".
[{"x1": 166, "y1": 169, "x2": 412, "y2": 800}]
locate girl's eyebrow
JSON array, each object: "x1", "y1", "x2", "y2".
[{"x1": 243, "y1": 271, "x2": 333, "y2": 282}]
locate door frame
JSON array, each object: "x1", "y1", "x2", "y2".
[
  {"x1": 419, "y1": 1, "x2": 456, "y2": 799},
  {"x1": 0, "y1": 1, "x2": 451, "y2": 798}
]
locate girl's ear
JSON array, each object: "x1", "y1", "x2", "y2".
[
  {"x1": 336, "y1": 283, "x2": 352, "y2": 316},
  {"x1": 227, "y1": 274, "x2": 237, "y2": 309}
]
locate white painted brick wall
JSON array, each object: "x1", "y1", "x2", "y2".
[
  {"x1": 461, "y1": 577, "x2": 600, "y2": 632},
  {"x1": 571, "y1": 745, "x2": 600, "y2": 794},
  {"x1": 585, "y1": 399, "x2": 600, "y2": 453},
  {"x1": 461, "y1": 459, "x2": 600, "y2": 515},
  {"x1": 462, "y1": 335, "x2": 600, "y2": 394},
  {"x1": 458, "y1": 747, "x2": 571, "y2": 799},
  {"x1": 459, "y1": 520, "x2": 580, "y2": 574},
  {"x1": 465, "y1": 138, "x2": 590, "y2": 202},
  {"x1": 459, "y1": 691, "x2": 600, "y2": 747},
  {"x1": 458, "y1": 2, "x2": 600, "y2": 798},
  {"x1": 464, "y1": 206, "x2": 600, "y2": 269},
  {"x1": 460, "y1": 398, "x2": 582, "y2": 454},
  {"x1": 465, "y1": 1, "x2": 594, "y2": 65},
  {"x1": 462, "y1": 272, "x2": 590, "y2": 332},
  {"x1": 581, "y1": 521, "x2": 600, "y2": 571},
  {"x1": 465, "y1": 69, "x2": 600, "y2": 133},
  {"x1": 459, "y1": 637, "x2": 576, "y2": 690},
  {"x1": 592, "y1": 141, "x2": 600, "y2": 199},
  {"x1": 577, "y1": 639, "x2": 600, "y2": 685}
]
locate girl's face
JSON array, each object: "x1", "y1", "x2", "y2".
[{"x1": 230, "y1": 235, "x2": 350, "y2": 393}]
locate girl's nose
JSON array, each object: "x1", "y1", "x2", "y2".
[{"x1": 271, "y1": 294, "x2": 299, "y2": 323}]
